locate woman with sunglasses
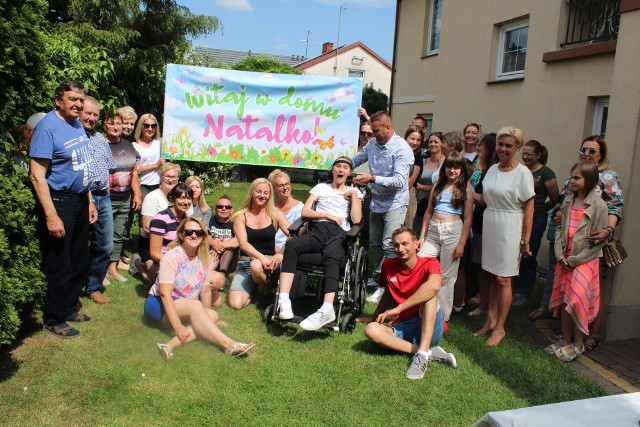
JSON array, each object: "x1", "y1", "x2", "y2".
[
  {"x1": 145, "y1": 217, "x2": 255, "y2": 359},
  {"x1": 103, "y1": 111, "x2": 142, "y2": 283},
  {"x1": 550, "y1": 135, "x2": 623, "y2": 351},
  {"x1": 133, "y1": 114, "x2": 164, "y2": 203},
  {"x1": 229, "y1": 178, "x2": 290, "y2": 310},
  {"x1": 269, "y1": 169, "x2": 303, "y2": 252}
]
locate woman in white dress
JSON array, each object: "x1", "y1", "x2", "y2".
[{"x1": 474, "y1": 126, "x2": 534, "y2": 346}]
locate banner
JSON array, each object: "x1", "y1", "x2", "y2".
[{"x1": 162, "y1": 64, "x2": 363, "y2": 169}]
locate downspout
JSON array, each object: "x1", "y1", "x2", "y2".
[{"x1": 388, "y1": 0, "x2": 401, "y2": 115}]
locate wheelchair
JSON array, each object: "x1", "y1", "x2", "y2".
[{"x1": 263, "y1": 179, "x2": 370, "y2": 333}]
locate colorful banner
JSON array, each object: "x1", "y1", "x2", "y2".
[{"x1": 162, "y1": 64, "x2": 363, "y2": 169}]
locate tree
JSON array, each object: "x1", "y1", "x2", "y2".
[
  {"x1": 231, "y1": 55, "x2": 302, "y2": 75},
  {"x1": 47, "y1": 0, "x2": 221, "y2": 115},
  {"x1": 361, "y1": 82, "x2": 389, "y2": 117}
]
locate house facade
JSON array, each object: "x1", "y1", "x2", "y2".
[
  {"x1": 296, "y1": 41, "x2": 392, "y2": 95},
  {"x1": 390, "y1": 0, "x2": 640, "y2": 341}
]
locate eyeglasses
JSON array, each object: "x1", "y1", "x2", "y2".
[
  {"x1": 216, "y1": 204, "x2": 232, "y2": 210},
  {"x1": 360, "y1": 131, "x2": 373, "y2": 137},
  {"x1": 143, "y1": 123, "x2": 157, "y2": 129},
  {"x1": 163, "y1": 174, "x2": 179, "y2": 181},
  {"x1": 183, "y1": 229, "x2": 204, "y2": 237},
  {"x1": 579, "y1": 147, "x2": 598, "y2": 156},
  {"x1": 275, "y1": 183, "x2": 291, "y2": 189}
]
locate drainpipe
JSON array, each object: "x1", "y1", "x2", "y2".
[{"x1": 388, "y1": 0, "x2": 401, "y2": 115}]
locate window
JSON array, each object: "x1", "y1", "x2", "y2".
[
  {"x1": 348, "y1": 69, "x2": 364, "y2": 79},
  {"x1": 425, "y1": 0, "x2": 442, "y2": 56},
  {"x1": 593, "y1": 98, "x2": 609, "y2": 136},
  {"x1": 496, "y1": 20, "x2": 528, "y2": 79}
]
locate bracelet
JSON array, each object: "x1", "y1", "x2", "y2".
[
  {"x1": 419, "y1": 235, "x2": 425, "y2": 239},
  {"x1": 520, "y1": 239, "x2": 529, "y2": 245}
]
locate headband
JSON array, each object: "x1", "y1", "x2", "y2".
[{"x1": 332, "y1": 159, "x2": 353, "y2": 168}]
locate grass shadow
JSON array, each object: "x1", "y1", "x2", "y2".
[{"x1": 0, "y1": 307, "x2": 43, "y2": 382}]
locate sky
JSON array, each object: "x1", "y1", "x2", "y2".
[{"x1": 176, "y1": 0, "x2": 397, "y2": 63}]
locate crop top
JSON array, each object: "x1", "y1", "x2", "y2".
[{"x1": 433, "y1": 189, "x2": 463, "y2": 216}]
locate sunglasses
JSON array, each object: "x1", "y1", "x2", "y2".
[
  {"x1": 183, "y1": 229, "x2": 204, "y2": 237},
  {"x1": 216, "y1": 204, "x2": 232, "y2": 210},
  {"x1": 579, "y1": 147, "x2": 598, "y2": 156},
  {"x1": 360, "y1": 131, "x2": 373, "y2": 137},
  {"x1": 143, "y1": 123, "x2": 157, "y2": 129}
]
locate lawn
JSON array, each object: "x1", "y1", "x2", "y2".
[{"x1": 0, "y1": 182, "x2": 606, "y2": 426}]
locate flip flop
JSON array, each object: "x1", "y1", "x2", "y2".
[
  {"x1": 44, "y1": 323, "x2": 80, "y2": 339},
  {"x1": 555, "y1": 344, "x2": 583, "y2": 362},
  {"x1": 66, "y1": 312, "x2": 91, "y2": 322},
  {"x1": 227, "y1": 342, "x2": 255, "y2": 358},
  {"x1": 157, "y1": 343, "x2": 173, "y2": 360}
]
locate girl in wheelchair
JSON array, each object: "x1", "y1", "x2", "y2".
[{"x1": 276, "y1": 157, "x2": 363, "y2": 330}]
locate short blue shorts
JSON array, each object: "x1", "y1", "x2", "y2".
[
  {"x1": 144, "y1": 295, "x2": 178, "y2": 322},
  {"x1": 391, "y1": 309, "x2": 444, "y2": 348}
]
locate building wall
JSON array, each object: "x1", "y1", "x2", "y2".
[
  {"x1": 392, "y1": 0, "x2": 640, "y2": 340},
  {"x1": 300, "y1": 46, "x2": 391, "y2": 95}
]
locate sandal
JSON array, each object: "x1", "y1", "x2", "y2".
[
  {"x1": 555, "y1": 344, "x2": 584, "y2": 362},
  {"x1": 66, "y1": 312, "x2": 91, "y2": 322},
  {"x1": 467, "y1": 295, "x2": 481, "y2": 305},
  {"x1": 584, "y1": 335, "x2": 600, "y2": 352},
  {"x1": 226, "y1": 342, "x2": 255, "y2": 358},
  {"x1": 544, "y1": 336, "x2": 567, "y2": 354},
  {"x1": 44, "y1": 322, "x2": 80, "y2": 339},
  {"x1": 157, "y1": 343, "x2": 173, "y2": 360},
  {"x1": 528, "y1": 306, "x2": 552, "y2": 321}
]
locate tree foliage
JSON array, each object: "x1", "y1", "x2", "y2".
[
  {"x1": 361, "y1": 82, "x2": 389, "y2": 116},
  {"x1": 231, "y1": 55, "x2": 302, "y2": 75}
]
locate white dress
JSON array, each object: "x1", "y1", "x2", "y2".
[{"x1": 481, "y1": 163, "x2": 534, "y2": 276}]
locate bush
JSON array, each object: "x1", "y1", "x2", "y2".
[
  {"x1": 0, "y1": 137, "x2": 46, "y2": 345},
  {"x1": 175, "y1": 160, "x2": 236, "y2": 195}
]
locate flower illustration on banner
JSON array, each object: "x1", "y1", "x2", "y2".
[
  {"x1": 281, "y1": 149, "x2": 292, "y2": 161},
  {"x1": 230, "y1": 150, "x2": 239, "y2": 160},
  {"x1": 207, "y1": 147, "x2": 217, "y2": 156},
  {"x1": 293, "y1": 157, "x2": 302, "y2": 166},
  {"x1": 169, "y1": 146, "x2": 179, "y2": 156},
  {"x1": 269, "y1": 155, "x2": 277, "y2": 163},
  {"x1": 181, "y1": 126, "x2": 189, "y2": 135},
  {"x1": 310, "y1": 152, "x2": 323, "y2": 164}
]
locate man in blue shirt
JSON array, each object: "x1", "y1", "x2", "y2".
[
  {"x1": 352, "y1": 112, "x2": 414, "y2": 303},
  {"x1": 30, "y1": 80, "x2": 97, "y2": 338}
]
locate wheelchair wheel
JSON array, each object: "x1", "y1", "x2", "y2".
[
  {"x1": 354, "y1": 247, "x2": 368, "y2": 313},
  {"x1": 263, "y1": 303, "x2": 275, "y2": 324},
  {"x1": 340, "y1": 312, "x2": 356, "y2": 334}
]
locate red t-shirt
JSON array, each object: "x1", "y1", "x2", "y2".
[{"x1": 380, "y1": 256, "x2": 441, "y2": 324}]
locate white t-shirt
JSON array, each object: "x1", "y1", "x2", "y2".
[
  {"x1": 275, "y1": 201, "x2": 304, "y2": 250},
  {"x1": 133, "y1": 139, "x2": 162, "y2": 186},
  {"x1": 140, "y1": 188, "x2": 168, "y2": 237},
  {"x1": 310, "y1": 183, "x2": 363, "y2": 231}
]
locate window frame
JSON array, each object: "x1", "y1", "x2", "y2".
[
  {"x1": 348, "y1": 69, "x2": 364, "y2": 79},
  {"x1": 592, "y1": 98, "x2": 609, "y2": 136},
  {"x1": 496, "y1": 20, "x2": 528, "y2": 80},
  {"x1": 425, "y1": 0, "x2": 443, "y2": 56}
]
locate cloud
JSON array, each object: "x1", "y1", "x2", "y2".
[
  {"x1": 215, "y1": 0, "x2": 253, "y2": 11},
  {"x1": 164, "y1": 94, "x2": 183, "y2": 110},
  {"x1": 199, "y1": 72, "x2": 225, "y2": 84}
]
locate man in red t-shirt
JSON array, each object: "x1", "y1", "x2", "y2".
[{"x1": 360, "y1": 227, "x2": 457, "y2": 379}]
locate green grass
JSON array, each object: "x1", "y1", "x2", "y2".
[{"x1": 0, "y1": 183, "x2": 606, "y2": 426}]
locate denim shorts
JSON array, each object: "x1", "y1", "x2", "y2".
[
  {"x1": 144, "y1": 295, "x2": 178, "y2": 322},
  {"x1": 391, "y1": 309, "x2": 444, "y2": 348},
  {"x1": 229, "y1": 259, "x2": 255, "y2": 294}
]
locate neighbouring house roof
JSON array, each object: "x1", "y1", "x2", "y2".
[
  {"x1": 192, "y1": 46, "x2": 307, "y2": 67},
  {"x1": 295, "y1": 41, "x2": 392, "y2": 71}
]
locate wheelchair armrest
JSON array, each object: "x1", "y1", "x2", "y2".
[
  {"x1": 288, "y1": 217, "x2": 307, "y2": 235},
  {"x1": 346, "y1": 223, "x2": 363, "y2": 240}
]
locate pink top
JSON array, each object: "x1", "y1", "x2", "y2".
[{"x1": 149, "y1": 246, "x2": 210, "y2": 300}]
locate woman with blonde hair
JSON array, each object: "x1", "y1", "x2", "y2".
[
  {"x1": 145, "y1": 217, "x2": 255, "y2": 359},
  {"x1": 185, "y1": 175, "x2": 212, "y2": 226},
  {"x1": 228, "y1": 178, "x2": 290, "y2": 310},
  {"x1": 475, "y1": 126, "x2": 534, "y2": 346},
  {"x1": 133, "y1": 113, "x2": 164, "y2": 202},
  {"x1": 268, "y1": 169, "x2": 303, "y2": 251},
  {"x1": 116, "y1": 106, "x2": 137, "y2": 140}
]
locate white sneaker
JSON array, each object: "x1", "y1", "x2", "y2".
[
  {"x1": 278, "y1": 297, "x2": 294, "y2": 320},
  {"x1": 429, "y1": 346, "x2": 457, "y2": 368},
  {"x1": 366, "y1": 278, "x2": 379, "y2": 289},
  {"x1": 366, "y1": 287, "x2": 385, "y2": 303},
  {"x1": 406, "y1": 351, "x2": 429, "y2": 380},
  {"x1": 129, "y1": 253, "x2": 141, "y2": 275},
  {"x1": 299, "y1": 309, "x2": 335, "y2": 331}
]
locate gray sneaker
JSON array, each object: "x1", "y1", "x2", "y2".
[
  {"x1": 429, "y1": 346, "x2": 457, "y2": 368},
  {"x1": 406, "y1": 351, "x2": 429, "y2": 380}
]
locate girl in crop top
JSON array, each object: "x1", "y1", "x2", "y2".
[
  {"x1": 417, "y1": 152, "x2": 474, "y2": 321},
  {"x1": 228, "y1": 178, "x2": 290, "y2": 310}
]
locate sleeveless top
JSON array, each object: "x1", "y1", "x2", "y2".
[
  {"x1": 434, "y1": 189, "x2": 464, "y2": 216},
  {"x1": 242, "y1": 213, "x2": 276, "y2": 256}
]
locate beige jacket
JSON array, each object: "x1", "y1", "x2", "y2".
[{"x1": 555, "y1": 189, "x2": 608, "y2": 267}]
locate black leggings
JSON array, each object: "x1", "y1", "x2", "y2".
[{"x1": 281, "y1": 221, "x2": 346, "y2": 294}]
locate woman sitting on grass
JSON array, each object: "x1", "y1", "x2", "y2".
[{"x1": 144, "y1": 217, "x2": 254, "y2": 359}]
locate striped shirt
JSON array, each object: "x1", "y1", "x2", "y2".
[
  {"x1": 150, "y1": 208, "x2": 181, "y2": 254},
  {"x1": 87, "y1": 129, "x2": 116, "y2": 191}
]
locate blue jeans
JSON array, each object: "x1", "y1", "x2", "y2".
[
  {"x1": 87, "y1": 194, "x2": 114, "y2": 294},
  {"x1": 370, "y1": 206, "x2": 407, "y2": 280},
  {"x1": 513, "y1": 214, "x2": 547, "y2": 299}
]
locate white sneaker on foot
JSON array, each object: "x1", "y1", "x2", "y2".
[
  {"x1": 406, "y1": 351, "x2": 429, "y2": 380},
  {"x1": 366, "y1": 287, "x2": 385, "y2": 303},
  {"x1": 129, "y1": 253, "x2": 141, "y2": 275},
  {"x1": 299, "y1": 309, "x2": 335, "y2": 331},
  {"x1": 429, "y1": 346, "x2": 457, "y2": 368},
  {"x1": 278, "y1": 298, "x2": 294, "y2": 320}
]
